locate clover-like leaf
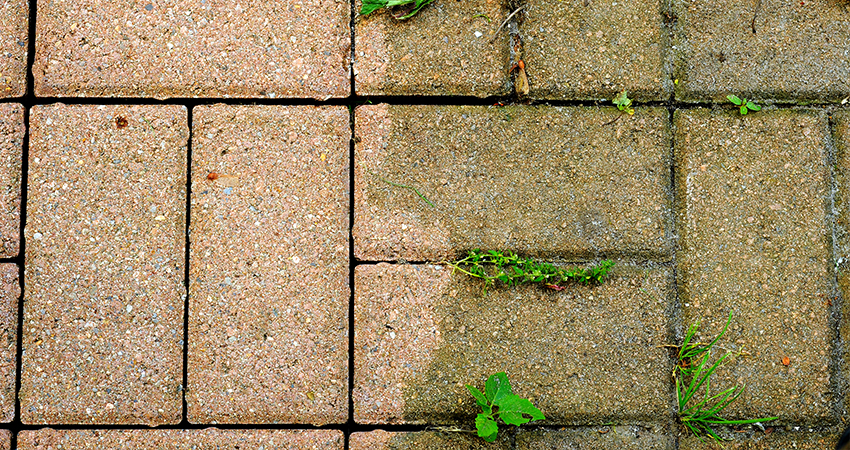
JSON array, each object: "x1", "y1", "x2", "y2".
[
  {"x1": 485, "y1": 372, "x2": 513, "y2": 404},
  {"x1": 727, "y1": 95, "x2": 743, "y2": 105},
  {"x1": 497, "y1": 394, "x2": 546, "y2": 426},
  {"x1": 475, "y1": 413, "x2": 499, "y2": 440}
]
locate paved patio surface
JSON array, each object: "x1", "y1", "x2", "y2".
[{"x1": 1, "y1": 0, "x2": 850, "y2": 448}]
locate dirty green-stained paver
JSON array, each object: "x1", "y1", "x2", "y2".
[
  {"x1": 672, "y1": 0, "x2": 850, "y2": 102},
  {"x1": 521, "y1": 0, "x2": 669, "y2": 101},
  {"x1": 0, "y1": 104, "x2": 23, "y2": 257},
  {"x1": 17, "y1": 428, "x2": 343, "y2": 449},
  {"x1": 34, "y1": 0, "x2": 350, "y2": 99},
  {"x1": 0, "y1": 0, "x2": 28, "y2": 97},
  {"x1": 516, "y1": 427, "x2": 673, "y2": 450},
  {"x1": 354, "y1": 105, "x2": 672, "y2": 261},
  {"x1": 354, "y1": 1, "x2": 510, "y2": 97},
  {"x1": 350, "y1": 430, "x2": 511, "y2": 450},
  {"x1": 22, "y1": 105, "x2": 188, "y2": 425},
  {"x1": 188, "y1": 105, "x2": 350, "y2": 425},
  {"x1": 0, "y1": 265, "x2": 18, "y2": 423},
  {"x1": 675, "y1": 109, "x2": 832, "y2": 423},
  {"x1": 679, "y1": 431, "x2": 838, "y2": 449},
  {"x1": 354, "y1": 263, "x2": 673, "y2": 424}
]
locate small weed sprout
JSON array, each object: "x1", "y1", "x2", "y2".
[
  {"x1": 466, "y1": 372, "x2": 545, "y2": 442},
  {"x1": 674, "y1": 311, "x2": 777, "y2": 444},
  {"x1": 726, "y1": 95, "x2": 762, "y2": 115},
  {"x1": 360, "y1": 0, "x2": 435, "y2": 19},
  {"x1": 613, "y1": 89, "x2": 635, "y2": 115}
]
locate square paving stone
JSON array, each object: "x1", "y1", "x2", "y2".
[
  {"x1": 516, "y1": 427, "x2": 673, "y2": 450},
  {"x1": 17, "y1": 428, "x2": 343, "y2": 449},
  {"x1": 34, "y1": 1, "x2": 350, "y2": 99},
  {"x1": 22, "y1": 104, "x2": 188, "y2": 425},
  {"x1": 354, "y1": 105, "x2": 672, "y2": 261},
  {"x1": 350, "y1": 430, "x2": 511, "y2": 449},
  {"x1": 354, "y1": 263, "x2": 674, "y2": 424},
  {"x1": 0, "y1": 1, "x2": 28, "y2": 97},
  {"x1": 521, "y1": 0, "x2": 669, "y2": 101},
  {"x1": 0, "y1": 104, "x2": 23, "y2": 256},
  {"x1": 354, "y1": 1, "x2": 511, "y2": 97},
  {"x1": 672, "y1": 0, "x2": 850, "y2": 103},
  {"x1": 188, "y1": 105, "x2": 350, "y2": 425},
  {"x1": 674, "y1": 109, "x2": 832, "y2": 423},
  {"x1": 0, "y1": 265, "x2": 18, "y2": 423},
  {"x1": 679, "y1": 431, "x2": 838, "y2": 449}
]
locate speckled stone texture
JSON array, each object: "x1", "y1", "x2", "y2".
[
  {"x1": 0, "y1": 430, "x2": 8, "y2": 450},
  {"x1": 0, "y1": 104, "x2": 22, "y2": 256},
  {"x1": 354, "y1": 263, "x2": 673, "y2": 424},
  {"x1": 188, "y1": 105, "x2": 349, "y2": 425},
  {"x1": 679, "y1": 432, "x2": 838, "y2": 449},
  {"x1": 0, "y1": 1, "x2": 28, "y2": 97},
  {"x1": 350, "y1": 430, "x2": 511, "y2": 449},
  {"x1": 22, "y1": 104, "x2": 188, "y2": 425},
  {"x1": 354, "y1": 104, "x2": 672, "y2": 261},
  {"x1": 354, "y1": 1, "x2": 510, "y2": 97},
  {"x1": 34, "y1": 0, "x2": 350, "y2": 99},
  {"x1": 672, "y1": 0, "x2": 850, "y2": 102},
  {"x1": 17, "y1": 428, "x2": 344, "y2": 449},
  {"x1": 0, "y1": 265, "x2": 18, "y2": 422},
  {"x1": 521, "y1": 0, "x2": 669, "y2": 101},
  {"x1": 834, "y1": 111, "x2": 850, "y2": 393},
  {"x1": 675, "y1": 109, "x2": 832, "y2": 423},
  {"x1": 516, "y1": 427, "x2": 673, "y2": 450}
]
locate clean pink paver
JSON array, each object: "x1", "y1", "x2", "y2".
[
  {"x1": 22, "y1": 104, "x2": 188, "y2": 425},
  {"x1": 34, "y1": 0, "x2": 350, "y2": 99},
  {"x1": 0, "y1": 104, "x2": 22, "y2": 257},
  {"x1": 0, "y1": 265, "x2": 18, "y2": 423},
  {"x1": 18, "y1": 428, "x2": 343, "y2": 449},
  {"x1": 188, "y1": 105, "x2": 350, "y2": 424},
  {"x1": 0, "y1": 0, "x2": 28, "y2": 97}
]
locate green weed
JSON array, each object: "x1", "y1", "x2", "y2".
[
  {"x1": 726, "y1": 95, "x2": 762, "y2": 115},
  {"x1": 613, "y1": 89, "x2": 635, "y2": 115},
  {"x1": 466, "y1": 372, "x2": 545, "y2": 442},
  {"x1": 360, "y1": 0, "x2": 435, "y2": 19}
]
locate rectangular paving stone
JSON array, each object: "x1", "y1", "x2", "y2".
[
  {"x1": 22, "y1": 104, "x2": 188, "y2": 425},
  {"x1": 516, "y1": 427, "x2": 673, "y2": 450},
  {"x1": 351, "y1": 430, "x2": 511, "y2": 449},
  {"x1": 672, "y1": 0, "x2": 850, "y2": 103},
  {"x1": 0, "y1": 265, "x2": 18, "y2": 423},
  {"x1": 521, "y1": 0, "x2": 669, "y2": 101},
  {"x1": 354, "y1": 263, "x2": 673, "y2": 424},
  {"x1": 18, "y1": 428, "x2": 343, "y2": 449},
  {"x1": 679, "y1": 431, "x2": 838, "y2": 449},
  {"x1": 355, "y1": 1, "x2": 511, "y2": 97},
  {"x1": 354, "y1": 104, "x2": 672, "y2": 261},
  {"x1": 0, "y1": 1, "x2": 28, "y2": 97},
  {"x1": 0, "y1": 430, "x2": 7, "y2": 450},
  {"x1": 675, "y1": 109, "x2": 832, "y2": 423},
  {"x1": 34, "y1": 1, "x2": 350, "y2": 99},
  {"x1": 188, "y1": 105, "x2": 349, "y2": 425},
  {"x1": 0, "y1": 104, "x2": 23, "y2": 256},
  {"x1": 833, "y1": 111, "x2": 850, "y2": 396}
]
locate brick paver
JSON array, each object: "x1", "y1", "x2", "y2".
[
  {"x1": 0, "y1": 1, "x2": 27, "y2": 97},
  {"x1": 521, "y1": 0, "x2": 669, "y2": 101},
  {"x1": 834, "y1": 111, "x2": 850, "y2": 394},
  {"x1": 679, "y1": 431, "x2": 838, "y2": 449},
  {"x1": 354, "y1": 263, "x2": 673, "y2": 424},
  {"x1": 0, "y1": 265, "x2": 18, "y2": 423},
  {"x1": 672, "y1": 0, "x2": 850, "y2": 102},
  {"x1": 34, "y1": 1, "x2": 350, "y2": 99},
  {"x1": 22, "y1": 104, "x2": 188, "y2": 424},
  {"x1": 675, "y1": 109, "x2": 832, "y2": 423},
  {"x1": 0, "y1": 430, "x2": 7, "y2": 450},
  {"x1": 351, "y1": 430, "x2": 511, "y2": 449},
  {"x1": 17, "y1": 428, "x2": 343, "y2": 449},
  {"x1": 188, "y1": 105, "x2": 350, "y2": 425},
  {"x1": 0, "y1": 104, "x2": 22, "y2": 257},
  {"x1": 516, "y1": 427, "x2": 674, "y2": 450},
  {"x1": 354, "y1": 104, "x2": 671, "y2": 261},
  {"x1": 355, "y1": 1, "x2": 510, "y2": 97}
]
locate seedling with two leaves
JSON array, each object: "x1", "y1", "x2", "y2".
[
  {"x1": 360, "y1": 0, "x2": 435, "y2": 19},
  {"x1": 466, "y1": 372, "x2": 545, "y2": 442},
  {"x1": 726, "y1": 95, "x2": 762, "y2": 115}
]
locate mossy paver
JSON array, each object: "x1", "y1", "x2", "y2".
[
  {"x1": 22, "y1": 105, "x2": 188, "y2": 425},
  {"x1": 188, "y1": 105, "x2": 350, "y2": 425},
  {"x1": 353, "y1": 263, "x2": 673, "y2": 424},
  {"x1": 0, "y1": 104, "x2": 23, "y2": 256},
  {"x1": 354, "y1": 1, "x2": 510, "y2": 97},
  {"x1": 521, "y1": 0, "x2": 669, "y2": 101},
  {"x1": 672, "y1": 0, "x2": 850, "y2": 103},
  {"x1": 679, "y1": 431, "x2": 838, "y2": 449},
  {"x1": 17, "y1": 428, "x2": 343, "y2": 449},
  {"x1": 0, "y1": 0, "x2": 28, "y2": 97},
  {"x1": 516, "y1": 427, "x2": 673, "y2": 449},
  {"x1": 351, "y1": 430, "x2": 511, "y2": 449},
  {"x1": 0, "y1": 265, "x2": 18, "y2": 422},
  {"x1": 34, "y1": 1, "x2": 350, "y2": 99},
  {"x1": 354, "y1": 105, "x2": 671, "y2": 261},
  {"x1": 675, "y1": 109, "x2": 832, "y2": 423}
]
